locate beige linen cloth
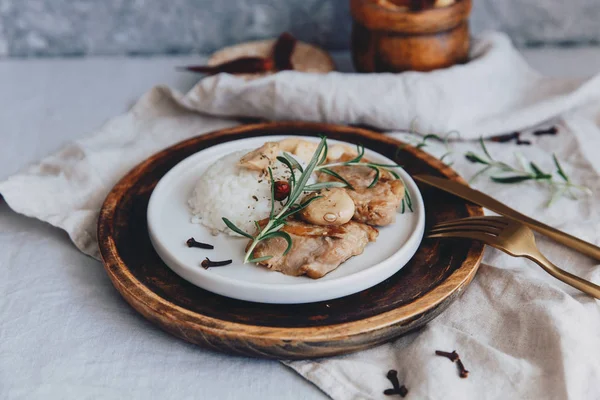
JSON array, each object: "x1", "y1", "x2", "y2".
[{"x1": 1, "y1": 32, "x2": 600, "y2": 399}]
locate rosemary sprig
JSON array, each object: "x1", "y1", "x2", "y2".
[{"x1": 465, "y1": 138, "x2": 591, "y2": 206}]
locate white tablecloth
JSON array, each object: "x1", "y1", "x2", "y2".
[{"x1": 1, "y1": 48, "x2": 600, "y2": 399}]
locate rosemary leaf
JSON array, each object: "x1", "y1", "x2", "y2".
[
  {"x1": 465, "y1": 152, "x2": 490, "y2": 165},
  {"x1": 423, "y1": 133, "x2": 444, "y2": 142},
  {"x1": 268, "y1": 167, "x2": 276, "y2": 220},
  {"x1": 389, "y1": 169, "x2": 401, "y2": 180},
  {"x1": 222, "y1": 217, "x2": 254, "y2": 239},
  {"x1": 304, "y1": 182, "x2": 347, "y2": 191},
  {"x1": 553, "y1": 154, "x2": 570, "y2": 182},
  {"x1": 490, "y1": 175, "x2": 534, "y2": 184},
  {"x1": 286, "y1": 138, "x2": 327, "y2": 206},
  {"x1": 365, "y1": 162, "x2": 403, "y2": 168},
  {"x1": 368, "y1": 166, "x2": 380, "y2": 188},
  {"x1": 480, "y1": 137, "x2": 493, "y2": 160},
  {"x1": 469, "y1": 165, "x2": 492, "y2": 184},
  {"x1": 318, "y1": 137, "x2": 328, "y2": 166},
  {"x1": 347, "y1": 144, "x2": 365, "y2": 164},
  {"x1": 529, "y1": 162, "x2": 551, "y2": 180},
  {"x1": 261, "y1": 231, "x2": 293, "y2": 255},
  {"x1": 248, "y1": 256, "x2": 273, "y2": 263},
  {"x1": 319, "y1": 168, "x2": 355, "y2": 190},
  {"x1": 404, "y1": 187, "x2": 413, "y2": 212},
  {"x1": 276, "y1": 156, "x2": 296, "y2": 188},
  {"x1": 282, "y1": 152, "x2": 304, "y2": 173},
  {"x1": 280, "y1": 195, "x2": 323, "y2": 220}
]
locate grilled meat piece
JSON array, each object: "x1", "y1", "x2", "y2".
[
  {"x1": 345, "y1": 179, "x2": 405, "y2": 226},
  {"x1": 318, "y1": 154, "x2": 405, "y2": 226},
  {"x1": 238, "y1": 142, "x2": 279, "y2": 171},
  {"x1": 249, "y1": 220, "x2": 378, "y2": 278}
]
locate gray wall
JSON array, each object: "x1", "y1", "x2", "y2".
[{"x1": 1, "y1": 0, "x2": 599, "y2": 58}]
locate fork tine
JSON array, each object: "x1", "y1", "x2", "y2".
[
  {"x1": 427, "y1": 231, "x2": 496, "y2": 243},
  {"x1": 429, "y1": 225, "x2": 501, "y2": 236},
  {"x1": 432, "y1": 217, "x2": 508, "y2": 230}
]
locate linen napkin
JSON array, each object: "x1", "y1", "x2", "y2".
[{"x1": 2, "y1": 32, "x2": 600, "y2": 399}]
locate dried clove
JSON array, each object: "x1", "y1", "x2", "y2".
[
  {"x1": 384, "y1": 370, "x2": 409, "y2": 397},
  {"x1": 186, "y1": 237, "x2": 214, "y2": 249},
  {"x1": 435, "y1": 350, "x2": 469, "y2": 379},
  {"x1": 201, "y1": 258, "x2": 233, "y2": 269},
  {"x1": 489, "y1": 131, "x2": 520, "y2": 143},
  {"x1": 489, "y1": 131, "x2": 531, "y2": 145},
  {"x1": 533, "y1": 126, "x2": 558, "y2": 136},
  {"x1": 457, "y1": 359, "x2": 469, "y2": 378},
  {"x1": 435, "y1": 350, "x2": 459, "y2": 362},
  {"x1": 273, "y1": 32, "x2": 297, "y2": 71},
  {"x1": 179, "y1": 57, "x2": 274, "y2": 75}
]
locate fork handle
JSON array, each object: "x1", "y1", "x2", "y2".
[{"x1": 526, "y1": 253, "x2": 600, "y2": 299}]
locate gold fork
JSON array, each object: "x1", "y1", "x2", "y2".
[{"x1": 428, "y1": 216, "x2": 600, "y2": 299}]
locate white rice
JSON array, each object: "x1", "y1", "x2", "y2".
[{"x1": 188, "y1": 149, "x2": 307, "y2": 236}]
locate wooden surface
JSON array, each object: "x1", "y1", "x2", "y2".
[
  {"x1": 97, "y1": 122, "x2": 484, "y2": 359},
  {"x1": 350, "y1": 0, "x2": 472, "y2": 72}
]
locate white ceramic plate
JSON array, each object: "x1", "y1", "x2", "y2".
[{"x1": 147, "y1": 136, "x2": 425, "y2": 304}]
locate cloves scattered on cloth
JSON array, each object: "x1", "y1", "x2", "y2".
[
  {"x1": 384, "y1": 370, "x2": 409, "y2": 397},
  {"x1": 489, "y1": 131, "x2": 530, "y2": 145},
  {"x1": 488, "y1": 125, "x2": 558, "y2": 145},
  {"x1": 533, "y1": 126, "x2": 559, "y2": 136},
  {"x1": 435, "y1": 350, "x2": 469, "y2": 378}
]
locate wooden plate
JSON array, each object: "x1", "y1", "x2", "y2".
[{"x1": 98, "y1": 122, "x2": 484, "y2": 359}]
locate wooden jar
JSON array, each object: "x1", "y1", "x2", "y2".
[{"x1": 350, "y1": 0, "x2": 472, "y2": 72}]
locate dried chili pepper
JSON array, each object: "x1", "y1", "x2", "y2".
[
  {"x1": 180, "y1": 57, "x2": 273, "y2": 75},
  {"x1": 273, "y1": 32, "x2": 297, "y2": 71}
]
